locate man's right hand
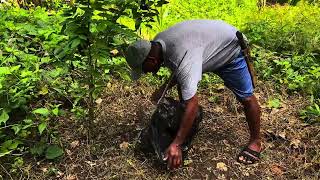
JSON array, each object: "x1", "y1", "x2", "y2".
[{"x1": 164, "y1": 143, "x2": 182, "y2": 169}]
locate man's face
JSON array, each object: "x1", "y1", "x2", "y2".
[{"x1": 142, "y1": 56, "x2": 161, "y2": 74}]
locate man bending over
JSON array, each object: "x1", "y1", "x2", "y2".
[{"x1": 125, "y1": 20, "x2": 262, "y2": 169}]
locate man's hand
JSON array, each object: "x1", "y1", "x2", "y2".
[
  {"x1": 164, "y1": 95, "x2": 198, "y2": 170},
  {"x1": 164, "y1": 143, "x2": 182, "y2": 169}
]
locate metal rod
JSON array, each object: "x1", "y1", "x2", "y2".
[{"x1": 157, "y1": 51, "x2": 188, "y2": 105}]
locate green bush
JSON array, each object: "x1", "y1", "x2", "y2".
[
  {"x1": 3, "y1": 0, "x2": 68, "y2": 9},
  {"x1": 300, "y1": 97, "x2": 320, "y2": 124},
  {"x1": 0, "y1": 6, "x2": 67, "y2": 159},
  {"x1": 244, "y1": 3, "x2": 320, "y2": 54},
  {"x1": 0, "y1": 0, "x2": 167, "y2": 166}
]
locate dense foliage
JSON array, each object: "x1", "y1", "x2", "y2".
[
  {"x1": 0, "y1": 7, "x2": 66, "y2": 161},
  {"x1": 0, "y1": 0, "x2": 167, "y2": 168},
  {"x1": 0, "y1": 0, "x2": 319, "y2": 173}
]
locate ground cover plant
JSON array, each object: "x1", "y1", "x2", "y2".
[
  {"x1": 0, "y1": 0, "x2": 166, "y2": 175},
  {"x1": 0, "y1": 5, "x2": 67, "y2": 164},
  {"x1": 0, "y1": 0, "x2": 319, "y2": 179}
]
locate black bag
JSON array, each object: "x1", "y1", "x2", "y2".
[{"x1": 139, "y1": 97, "x2": 203, "y2": 164}]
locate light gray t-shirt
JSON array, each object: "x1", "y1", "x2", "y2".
[{"x1": 153, "y1": 20, "x2": 241, "y2": 100}]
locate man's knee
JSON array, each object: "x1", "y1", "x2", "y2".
[
  {"x1": 239, "y1": 95, "x2": 260, "y2": 110},
  {"x1": 240, "y1": 95, "x2": 255, "y2": 103}
]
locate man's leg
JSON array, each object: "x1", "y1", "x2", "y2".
[
  {"x1": 239, "y1": 95, "x2": 261, "y2": 156},
  {"x1": 236, "y1": 95, "x2": 262, "y2": 164},
  {"x1": 215, "y1": 52, "x2": 262, "y2": 164}
]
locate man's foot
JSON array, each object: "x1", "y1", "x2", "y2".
[{"x1": 237, "y1": 146, "x2": 261, "y2": 165}]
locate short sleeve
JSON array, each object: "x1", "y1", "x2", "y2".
[{"x1": 176, "y1": 50, "x2": 203, "y2": 101}]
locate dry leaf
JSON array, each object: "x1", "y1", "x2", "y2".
[
  {"x1": 216, "y1": 162, "x2": 228, "y2": 171},
  {"x1": 278, "y1": 131, "x2": 286, "y2": 139},
  {"x1": 66, "y1": 149, "x2": 72, "y2": 156},
  {"x1": 217, "y1": 174, "x2": 226, "y2": 179},
  {"x1": 217, "y1": 84, "x2": 225, "y2": 91},
  {"x1": 215, "y1": 107, "x2": 224, "y2": 113},
  {"x1": 41, "y1": 167, "x2": 48, "y2": 173},
  {"x1": 127, "y1": 159, "x2": 134, "y2": 166},
  {"x1": 57, "y1": 171, "x2": 64, "y2": 178},
  {"x1": 70, "y1": 140, "x2": 79, "y2": 148},
  {"x1": 222, "y1": 139, "x2": 230, "y2": 146},
  {"x1": 120, "y1": 141, "x2": 129, "y2": 150},
  {"x1": 95, "y1": 98, "x2": 102, "y2": 104},
  {"x1": 271, "y1": 164, "x2": 284, "y2": 176},
  {"x1": 85, "y1": 161, "x2": 96, "y2": 167},
  {"x1": 290, "y1": 139, "x2": 301, "y2": 149},
  {"x1": 183, "y1": 159, "x2": 193, "y2": 166},
  {"x1": 124, "y1": 86, "x2": 130, "y2": 91},
  {"x1": 66, "y1": 175, "x2": 77, "y2": 180},
  {"x1": 110, "y1": 49, "x2": 119, "y2": 55}
]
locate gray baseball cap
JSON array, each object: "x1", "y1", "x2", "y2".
[{"x1": 125, "y1": 40, "x2": 151, "y2": 80}]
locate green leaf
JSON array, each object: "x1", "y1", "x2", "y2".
[
  {"x1": 22, "y1": 123, "x2": 33, "y2": 130},
  {"x1": 315, "y1": 104, "x2": 320, "y2": 112},
  {"x1": 208, "y1": 96, "x2": 218, "y2": 103},
  {"x1": 33, "y1": 108, "x2": 49, "y2": 116},
  {"x1": 39, "y1": 86, "x2": 49, "y2": 95},
  {"x1": 11, "y1": 125, "x2": 22, "y2": 135},
  {"x1": 41, "y1": 57, "x2": 51, "y2": 64},
  {"x1": 20, "y1": 70, "x2": 33, "y2": 77},
  {"x1": 70, "y1": 38, "x2": 81, "y2": 49},
  {"x1": 38, "y1": 122, "x2": 47, "y2": 135},
  {"x1": 9, "y1": 140, "x2": 22, "y2": 150},
  {"x1": 10, "y1": 65, "x2": 21, "y2": 72},
  {"x1": 23, "y1": 119, "x2": 33, "y2": 124},
  {"x1": 1, "y1": 140, "x2": 22, "y2": 151},
  {"x1": 1, "y1": 140, "x2": 13, "y2": 150},
  {"x1": 0, "y1": 67, "x2": 11, "y2": 76},
  {"x1": 0, "y1": 110, "x2": 9, "y2": 125},
  {"x1": 30, "y1": 143, "x2": 46, "y2": 156},
  {"x1": 45, "y1": 145, "x2": 64, "y2": 159},
  {"x1": 52, "y1": 107, "x2": 59, "y2": 116},
  {"x1": 0, "y1": 150, "x2": 12, "y2": 157},
  {"x1": 48, "y1": 68, "x2": 63, "y2": 78},
  {"x1": 267, "y1": 98, "x2": 281, "y2": 109}
]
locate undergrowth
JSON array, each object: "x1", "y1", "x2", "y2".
[{"x1": 0, "y1": 0, "x2": 319, "y2": 177}]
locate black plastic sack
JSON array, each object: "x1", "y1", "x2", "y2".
[{"x1": 139, "y1": 97, "x2": 203, "y2": 164}]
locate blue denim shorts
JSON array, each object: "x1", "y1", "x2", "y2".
[{"x1": 215, "y1": 52, "x2": 254, "y2": 100}]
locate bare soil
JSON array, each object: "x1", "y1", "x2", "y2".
[{"x1": 4, "y1": 79, "x2": 319, "y2": 180}]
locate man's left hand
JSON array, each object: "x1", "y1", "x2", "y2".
[{"x1": 164, "y1": 143, "x2": 182, "y2": 169}]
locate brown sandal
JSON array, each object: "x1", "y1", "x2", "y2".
[{"x1": 237, "y1": 147, "x2": 261, "y2": 165}]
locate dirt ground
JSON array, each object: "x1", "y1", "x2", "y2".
[{"x1": 4, "y1": 78, "x2": 320, "y2": 180}]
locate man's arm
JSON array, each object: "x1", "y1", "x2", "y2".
[
  {"x1": 173, "y1": 89, "x2": 198, "y2": 145},
  {"x1": 165, "y1": 94, "x2": 199, "y2": 169}
]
